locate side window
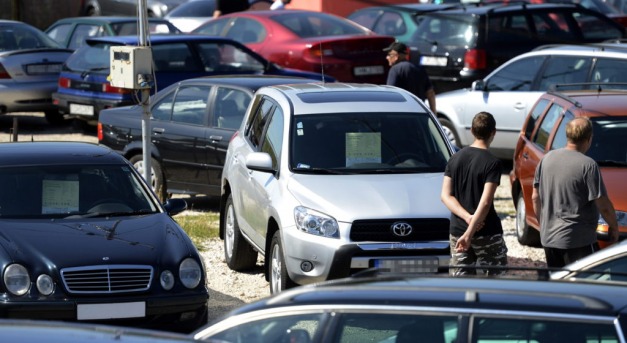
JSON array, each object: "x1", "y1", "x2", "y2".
[
  {"x1": 538, "y1": 56, "x2": 592, "y2": 90},
  {"x1": 373, "y1": 12, "x2": 406, "y2": 36},
  {"x1": 69, "y1": 24, "x2": 104, "y2": 49},
  {"x1": 333, "y1": 313, "x2": 458, "y2": 343},
  {"x1": 260, "y1": 107, "x2": 284, "y2": 169},
  {"x1": 488, "y1": 14, "x2": 533, "y2": 43},
  {"x1": 576, "y1": 10, "x2": 625, "y2": 40},
  {"x1": 46, "y1": 23, "x2": 72, "y2": 45},
  {"x1": 472, "y1": 317, "x2": 619, "y2": 343},
  {"x1": 533, "y1": 103, "x2": 563, "y2": 150},
  {"x1": 214, "y1": 87, "x2": 251, "y2": 130},
  {"x1": 246, "y1": 98, "x2": 275, "y2": 149},
  {"x1": 225, "y1": 18, "x2": 266, "y2": 43},
  {"x1": 347, "y1": 9, "x2": 379, "y2": 29},
  {"x1": 152, "y1": 43, "x2": 195, "y2": 72},
  {"x1": 531, "y1": 11, "x2": 576, "y2": 42},
  {"x1": 152, "y1": 92, "x2": 175, "y2": 121},
  {"x1": 550, "y1": 112, "x2": 574, "y2": 150},
  {"x1": 524, "y1": 98, "x2": 550, "y2": 140},
  {"x1": 204, "y1": 313, "x2": 324, "y2": 343},
  {"x1": 592, "y1": 58, "x2": 627, "y2": 84},
  {"x1": 486, "y1": 56, "x2": 545, "y2": 91},
  {"x1": 194, "y1": 17, "x2": 229, "y2": 36},
  {"x1": 171, "y1": 86, "x2": 210, "y2": 125}
]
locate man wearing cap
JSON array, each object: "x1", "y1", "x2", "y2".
[{"x1": 384, "y1": 42, "x2": 436, "y2": 113}]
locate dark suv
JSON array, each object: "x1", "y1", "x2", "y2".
[{"x1": 349, "y1": 3, "x2": 626, "y2": 93}]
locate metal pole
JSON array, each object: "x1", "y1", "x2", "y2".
[{"x1": 138, "y1": 0, "x2": 152, "y2": 190}]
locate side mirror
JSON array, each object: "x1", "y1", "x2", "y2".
[
  {"x1": 472, "y1": 80, "x2": 486, "y2": 91},
  {"x1": 163, "y1": 198, "x2": 187, "y2": 216},
  {"x1": 246, "y1": 152, "x2": 275, "y2": 173}
]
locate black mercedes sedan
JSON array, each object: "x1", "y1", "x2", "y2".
[{"x1": 0, "y1": 142, "x2": 208, "y2": 333}]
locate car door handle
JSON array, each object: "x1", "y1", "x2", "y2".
[
  {"x1": 514, "y1": 102, "x2": 526, "y2": 110},
  {"x1": 152, "y1": 128, "x2": 165, "y2": 134},
  {"x1": 209, "y1": 135, "x2": 223, "y2": 143},
  {"x1": 522, "y1": 152, "x2": 529, "y2": 159}
]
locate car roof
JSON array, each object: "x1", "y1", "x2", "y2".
[
  {"x1": 85, "y1": 34, "x2": 236, "y2": 45},
  {"x1": 261, "y1": 83, "x2": 426, "y2": 115},
  {"x1": 185, "y1": 75, "x2": 321, "y2": 90},
  {"x1": 544, "y1": 87, "x2": 627, "y2": 118},
  {"x1": 49, "y1": 16, "x2": 173, "y2": 25},
  {"x1": 229, "y1": 275, "x2": 627, "y2": 317},
  {"x1": 0, "y1": 142, "x2": 125, "y2": 167},
  {"x1": 354, "y1": 2, "x2": 600, "y2": 15}
]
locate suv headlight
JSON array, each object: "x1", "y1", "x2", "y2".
[
  {"x1": 294, "y1": 206, "x2": 339, "y2": 238},
  {"x1": 4, "y1": 264, "x2": 31, "y2": 296},
  {"x1": 179, "y1": 258, "x2": 202, "y2": 289}
]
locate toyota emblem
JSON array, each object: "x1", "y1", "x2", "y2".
[{"x1": 391, "y1": 222, "x2": 413, "y2": 237}]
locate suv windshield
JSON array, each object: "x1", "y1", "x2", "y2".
[
  {"x1": 290, "y1": 112, "x2": 451, "y2": 173},
  {"x1": 0, "y1": 165, "x2": 158, "y2": 219},
  {"x1": 411, "y1": 14, "x2": 477, "y2": 48}
]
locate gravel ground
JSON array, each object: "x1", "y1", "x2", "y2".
[{"x1": 1, "y1": 113, "x2": 547, "y2": 324}]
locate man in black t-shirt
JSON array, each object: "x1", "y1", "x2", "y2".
[
  {"x1": 213, "y1": 0, "x2": 250, "y2": 17},
  {"x1": 440, "y1": 112, "x2": 508, "y2": 276}
]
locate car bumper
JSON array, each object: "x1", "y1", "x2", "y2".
[
  {"x1": 282, "y1": 228, "x2": 450, "y2": 285},
  {"x1": 0, "y1": 291, "x2": 209, "y2": 332},
  {"x1": 0, "y1": 81, "x2": 58, "y2": 113},
  {"x1": 52, "y1": 92, "x2": 134, "y2": 123}
]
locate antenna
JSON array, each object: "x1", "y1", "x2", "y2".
[{"x1": 320, "y1": 42, "x2": 325, "y2": 83}]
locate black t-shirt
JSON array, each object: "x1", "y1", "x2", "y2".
[
  {"x1": 216, "y1": 0, "x2": 250, "y2": 14},
  {"x1": 386, "y1": 60, "x2": 432, "y2": 101},
  {"x1": 444, "y1": 147, "x2": 503, "y2": 237}
]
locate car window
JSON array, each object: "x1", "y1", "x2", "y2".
[
  {"x1": 588, "y1": 116, "x2": 627, "y2": 163},
  {"x1": 152, "y1": 43, "x2": 197, "y2": 72},
  {"x1": 46, "y1": 23, "x2": 72, "y2": 45},
  {"x1": 261, "y1": 106, "x2": 284, "y2": 169},
  {"x1": 412, "y1": 14, "x2": 475, "y2": 47},
  {"x1": 203, "y1": 312, "x2": 324, "y2": 342},
  {"x1": 111, "y1": 22, "x2": 176, "y2": 35},
  {"x1": 66, "y1": 42, "x2": 112, "y2": 71},
  {"x1": 591, "y1": 57, "x2": 627, "y2": 84},
  {"x1": 224, "y1": 18, "x2": 266, "y2": 43},
  {"x1": 194, "y1": 17, "x2": 230, "y2": 36},
  {"x1": 571, "y1": 254, "x2": 627, "y2": 283},
  {"x1": 346, "y1": 9, "x2": 380, "y2": 30},
  {"x1": 524, "y1": 98, "x2": 550, "y2": 140},
  {"x1": 486, "y1": 56, "x2": 545, "y2": 91},
  {"x1": 196, "y1": 42, "x2": 266, "y2": 73},
  {"x1": 215, "y1": 87, "x2": 251, "y2": 130},
  {"x1": 373, "y1": 11, "x2": 406, "y2": 36},
  {"x1": 246, "y1": 98, "x2": 275, "y2": 149},
  {"x1": 473, "y1": 317, "x2": 620, "y2": 342},
  {"x1": 538, "y1": 56, "x2": 592, "y2": 90},
  {"x1": 69, "y1": 24, "x2": 105, "y2": 49},
  {"x1": 531, "y1": 11, "x2": 578, "y2": 42},
  {"x1": 333, "y1": 313, "x2": 458, "y2": 343},
  {"x1": 533, "y1": 103, "x2": 563, "y2": 150},
  {"x1": 550, "y1": 111, "x2": 573, "y2": 150},
  {"x1": 575, "y1": 10, "x2": 625, "y2": 40},
  {"x1": 488, "y1": 14, "x2": 534, "y2": 43},
  {"x1": 171, "y1": 85, "x2": 211, "y2": 125},
  {"x1": 152, "y1": 91, "x2": 175, "y2": 121},
  {"x1": 291, "y1": 112, "x2": 450, "y2": 172},
  {"x1": 271, "y1": 11, "x2": 367, "y2": 38}
]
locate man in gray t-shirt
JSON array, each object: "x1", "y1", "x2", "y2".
[{"x1": 532, "y1": 117, "x2": 618, "y2": 268}]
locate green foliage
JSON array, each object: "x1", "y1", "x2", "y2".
[{"x1": 174, "y1": 211, "x2": 219, "y2": 251}]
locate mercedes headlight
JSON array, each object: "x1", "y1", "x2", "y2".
[
  {"x1": 294, "y1": 206, "x2": 339, "y2": 238},
  {"x1": 4, "y1": 264, "x2": 30, "y2": 296},
  {"x1": 160, "y1": 270, "x2": 175, "y2": 290},
  {"x1": 179, "y1": 258, "x2": 202, "y2": 289}
]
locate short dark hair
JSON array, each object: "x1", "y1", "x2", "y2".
[{"x1": 471, "y1": 111, "x2": 496, "y2": 140}]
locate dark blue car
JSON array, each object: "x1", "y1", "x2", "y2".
[{"x1": 52, "y1": 34, "x2": 332, "y2": 126}]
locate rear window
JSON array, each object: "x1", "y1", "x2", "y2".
[
  {"x1": 271, "y1": 12, "x2": 368, "y2": 38},
  {"x1": 411, "y1": 14, "x2": 476, "y2": 48},
  {"x1": 297, "y1": 91, "x2": 406, "y2": 103}
]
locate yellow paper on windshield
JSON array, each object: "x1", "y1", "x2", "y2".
[
  {"x1": 42, "y1": 180, "x2": 79, "y2": 214},
  {"x1": 345, "y1": 132, "x2": 381, "y2": 166}
]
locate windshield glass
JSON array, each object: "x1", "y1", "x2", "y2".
[
  {"x1": 290, "y1": 112, "x2": 451, "y2": 173},
  {"x1": 0, "y1": 165, "x2": 159, "y2": 219},
  {"x1": 588, "y1": 116, "x2": 627, "y2": 165},
  {"x1": 411, "y1": 14, "x2": 476, "y2": 48}
]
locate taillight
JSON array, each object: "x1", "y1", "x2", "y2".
[
  {"x1": 97, "y1": 122, "x2": 103, "y2": 141},
  {"x1": 0, "y1": 63, "x2": 11, "y2": 79},
  {"x1": 102, "y1": 83, "x2": 132, "y2": 94},
  {"x1": 306, "y1": 44, "x2": 334, "y2": 58},
  {"x1": 58, "y1": 77, "x2": 71, "y2": 88},
  {"x1": 464, "y1": 49, "x2": 487, "y2": 70}
]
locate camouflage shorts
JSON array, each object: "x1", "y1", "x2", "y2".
[{"x1": 449, "y1": 234, "x2": 508, "y2": 276}]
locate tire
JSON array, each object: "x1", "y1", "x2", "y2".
[
  {"x1": 129, "y1": 154, "x2": 167, "y2": 202},
  {"x1": 44, "y1": 110, "x2": 66, "y2": 125},
  {"x1": 223, "y1": 195, "x2": 258, "y2": 271},
  {"x1": 269, "y1": 231, "x2": 296, "y2": 294},
  {"x1": 438, "y1": 118, "x2": 461, "y2": 148},
  {"x1": 515, "y1": 193, "x2": 541, "y2": 247}
]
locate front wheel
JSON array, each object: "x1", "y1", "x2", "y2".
[
  {"x1": 129, "y1": 154, "x2": 167, "y2": 202},
  {"x1": 223, "y1": 195, "x2": 258, "y2": 271},
  {"x1": 269, "y1": 231, "x2": 296, "y2": 294},
  {"x1": 438, "y1": 118, "x2": 461, "y2": 148},
  {"x1": 515, "y1": 193, "x2": 541, "y2": 247}
]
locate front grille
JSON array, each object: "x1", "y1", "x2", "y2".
[
  {"x1": 350, "y1": 218, "x2": 450, "y2": 242},
  {"x1": 61, "y1": 265, "x2": 153, "y2": 294}
]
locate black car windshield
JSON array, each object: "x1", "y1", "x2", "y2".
[
  {"x1": 290, "y1": 112, "x2": 451, "y2": 174},
  {"x1": 588, "y1": 116, "x2": 627, "y2": 166},
  {"x1": 411, "y1": 14, "x2": 476, "y2": 49},
  {"x1": 0, "y1": 165, "x2": 159, "y2": 219}
]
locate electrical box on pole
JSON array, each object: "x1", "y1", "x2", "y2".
[{"x1": 109, "y1": 46, "x2": 153, "y2": 89}]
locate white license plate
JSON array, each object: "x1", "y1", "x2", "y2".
[
  {"x1": 354, "y1": 65, "x2": 384, "y2": 76},
  {"x1": 77, "y1": 301, "x2": 146, "y2": 320},
  {"x1": 26, "y1": 63, "x2": 62, "y2": 75},
  {"x1": 70, "y1": 103, "x2": 94, "y2": 116},
  {"x1": 420, "y1": 56, "x2": 448, "y2": 67},
  {"x1": 375, "y1": 257, "x2": 439, "y2": 273}
]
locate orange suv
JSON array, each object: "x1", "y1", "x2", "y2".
[{"x1": 509, "y1": 84, "x2": 627, "y2": 248}]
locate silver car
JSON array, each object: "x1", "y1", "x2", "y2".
[
  {"x1": 220, "y1": 82, "x2": 455, "y2": 294},
  {"x1": 0, "y1": 20, "x2": 72, "y2": 124}
]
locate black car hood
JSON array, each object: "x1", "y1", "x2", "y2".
[{"x1": 0, "y1": 214, "x2": 192, "y2": 267}]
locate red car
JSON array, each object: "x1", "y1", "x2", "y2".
[{"x1": 193, "y1": 10, "x2": 396, "y2": 83}]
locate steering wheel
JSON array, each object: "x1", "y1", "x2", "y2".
[
  {"x1": 87, "y1": 198, "x2": 133, "y2": 213},
  {"x1": 386, "y1": 152, "x2": 425, "y2": 166}
]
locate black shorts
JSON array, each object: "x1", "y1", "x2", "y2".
[{"x1": 543, "y1": 243, "x2": 600, "y2": 269}]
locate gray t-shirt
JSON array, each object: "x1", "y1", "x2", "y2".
[{"x1": 533, "y1": 148, "x2": 606, "y2": 249}]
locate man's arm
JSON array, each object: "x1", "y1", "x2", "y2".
[
  {"x1": 532, "y1": 186, "x2": 541, "y2": 224},
  {"x1": 595, "y1": 195, "x2": 619, "y2": 243},
  {"x1": 426, "y1": 88, "x2": 436, "y2": 114},
  {"x1": 440, "y1": 176, "x2": 471, "y2": 223},
  {"x1": 455, "y1": 182, "x2": 498, "y2": 252}
]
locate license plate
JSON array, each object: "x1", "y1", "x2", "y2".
[
  {"x1": 420, "y1": 56, "x2": 447, "y2": 67},
  {"x1": 26, "y1": 63, "x2": 62, "y2": 75},
  {"x1": 70, "y1": 103, "x2": 94, "y2": 116},
  {"x1": 375, "y1": 257, "x2": 439, "y2": 273},
  {"x1": 354, "y1": 65, "x2": 384, "y2": 76},
  {"x1": 77, "y1": 301, "x2": 146, "y2": 320}
]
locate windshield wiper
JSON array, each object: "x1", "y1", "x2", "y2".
[
  {"x1": 292, "y1": 167, "x2": 346, "y2": 174},
  {"x1": 66, "y1": 209, "x2": 157, "y2": 219}
]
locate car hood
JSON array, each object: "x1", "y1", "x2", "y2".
[
  {"x1": 286, "y1": 173, "x2": 449, "y2": 222},
  {"x1": 0, "y1": 214, "x2": 191, "y2": 266}
]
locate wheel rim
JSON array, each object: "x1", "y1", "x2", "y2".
[
  {"x1": 225, "y1": 204, "x2": 235, "y2": 260},
  {"x1": 516, "y1": 196, "x2": 527, "y2": 238},
  {"x1": 270, "y1": 243, "x2": 282, "y2": 293},
  {"x1": 133, "y1": 160, "x2": 157, "y2": 190},
  {"x1": 441, "y1": 125, "x2": 457, "y2": 146}
]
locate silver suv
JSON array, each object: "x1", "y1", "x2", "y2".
[{"x1": 220, "y1": 83, "x2": 455, "y2": 294}]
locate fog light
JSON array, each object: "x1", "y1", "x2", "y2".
[{"x1": 300, "y1": 261, "x2": 314, "y2": 272}]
